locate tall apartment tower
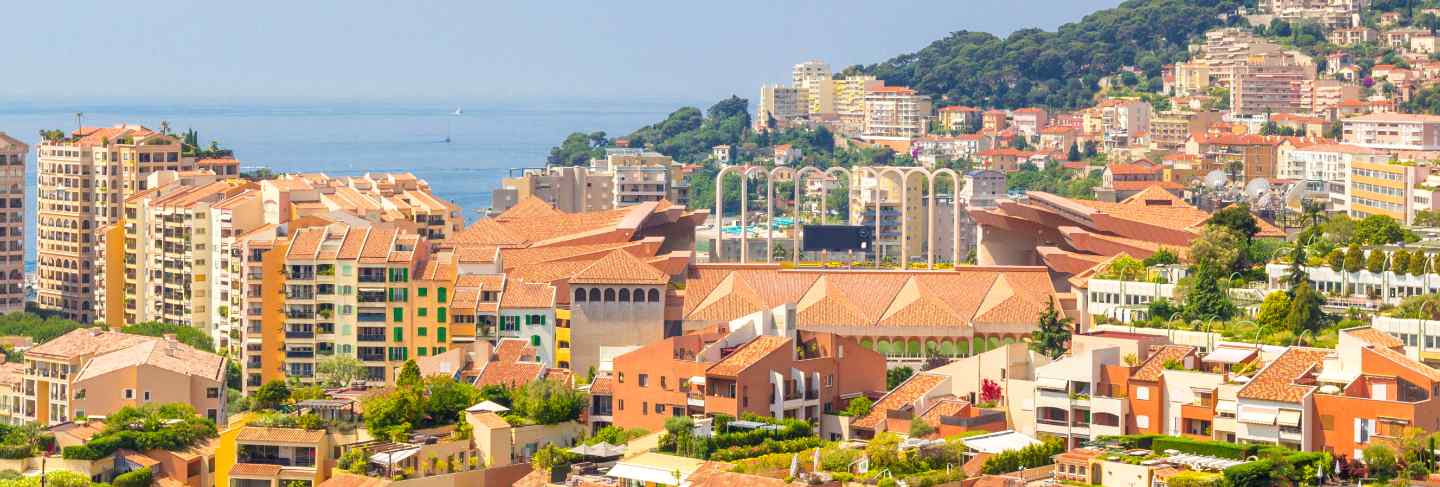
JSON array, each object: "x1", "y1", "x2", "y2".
[
  {"x1": 0, "y1": 134, "x2": 25, "y2": 313},
  {"x1": 36, "y1": 125, "x2": 193, "y2": 323}
]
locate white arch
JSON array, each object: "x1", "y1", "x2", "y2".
[{"x1": 928, "y1": 168, "x2": 963, "y2": 268}]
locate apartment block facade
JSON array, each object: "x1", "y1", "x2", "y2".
[
  {"x1": 37, "y1": 125, "x2": 196, "y2": 322},
  {"x1": 1343, "y1": 113, "x2": 1440, "y2": 151},
  {"x1": 0, "y1": 134, "x2": 26, "y2": 313},
  {"x1": 491, "y1": 149, "x2": 689, "y2": 215},
  {"x1": 862, "y1": 85, "x2": 932, "y2": 139}
]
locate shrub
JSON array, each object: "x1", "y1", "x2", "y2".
[
  {"x1": 60, "y1": 404, "x2": 216, "y2": 460},
  {"x1": 1150, "y1": 436, "x2": 1248, "y2": 460},
  {"x1": 113, "y1": 467, "x2": 153, "y2": 487},
  {"x1": 1222, "y1": 459, "x2": 1274, "y2": 486},
  {"x1": 710, "y1": 437, "x2": 821, "y2": 462},
  {"x1": 980, "y1": 437, "x2": 1065, "y2": 474},
  {"x1": 1166, "y1": 471, "x2": 1222, "y2": 487},
  {"x1": 0, "y1": 445, "x2": 33, "y2": 460}
]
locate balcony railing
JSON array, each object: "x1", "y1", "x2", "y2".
[
  {"x1": 285, "y1": 330, "x2": 315, "y2": 339},
  {"x1": 357, "y1": 333, "x2": 386, "y2": 342},
  {"x1": 286, "y1": 350, "x2": 315, "y2": 358}
]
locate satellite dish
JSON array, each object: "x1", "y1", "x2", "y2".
[
  {"x1": 1204, "y1": 170, "x2": 1229, "y2": 189},
  {"x1": 1244, "y1": 178, "x2": 1271, "y2": 199},
  {"x1": 1284, "y1": 181, "x2": 1305, "y2": 208}
]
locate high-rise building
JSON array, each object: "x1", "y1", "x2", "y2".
[
  {"x1": 792, "y1": 60, "x2": 834, "y2": 115},
  {"x1": 862, "y1": 85, "x2": 932, "y2": 139},
  {"x1": 37, "y1": 125, "x2": 195, "y2": 323},
  {"x1": 0, "y1": 134, "x2": 26, "y2": 313},
  {"x1": 834, "y1": 75, "x2": 882, "y2": 136},
  {"x1": 757, "y1": 84, "x2": 807, "y2": 129},
  {"x1": 1230, "y1": 52, "x2": 1317, "y2": 115},
  {"x1": 491, "y1": 149, "x2": 689, "y2": 215},
  {"x1": 1342, "y1": 113, "x2": 1440, "y2": 151}
]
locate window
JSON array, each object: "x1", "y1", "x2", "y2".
[
  {"x1": 418, "y1": 308, "x2": 428, "y2": 318},
  {"x1": 124, "y1": 389, "x2": 134, "y2": 400},
  {"x1": 655, "y1": 403, "x2": 664, "y2": 414},
  {"x1": 417, "y1": 327, "x2": 428, "y2": 337},
  {"x1": 437, "y1": 307, "x2": 448, "y2": 323},
  {"x1": 526, "y1": 314, "x2": 547, "y2": 325},
  {"x1": 642, "y1": 402, "x2": 648, "y2": 415},
  {"x1": 392, "y1": 307, "x2": 404, "y2": 322},
  {"x1": 639, "y1": 374, "x2": 649, "y2": 387},
  {"x1": 143, "y1": 391, "x2": 151, "y2": 402},
  {"x1": 661, "y1": 376, "x2": 668, "y2": 389},
  {"x1": 1137, "y1": 415, "x2": 1150, "y2": 429},
  {"x1": 531, "y1": 335, "x2": 541, "y2": 347},
  {"x1": 393, "y1": 327, "x2": 404, "y2": 342},
  {"x1": 433, "y1": 347, "x2": 445, "y2": 354},
  {"x1": 500, "y1": 316, "x2": 520, "y2": 331},
  {"x1": 418, "y1": 348, "x2": 428, "y2": 356},
  {"x1": 437, "y1": 327, "x2": 447, "y2": 342},
  {"x1": 574, "y1": 288, "x2": 587, "y2": 302},
  {"x1": 437, "y1": 287, "x2": 447, "y2": 303},
  {"x1": 206, "y1": 388, "x2": 219, "y2": 399},
  {"x1": 1136, "y1": 386, "x2": 1150, "y2": 401},
  {"x1": 618, "y1": 373, "x2": 624, "y2": 383},
  {"x1": 417, "y1": 287, "x2": 428, "y2": 297}
]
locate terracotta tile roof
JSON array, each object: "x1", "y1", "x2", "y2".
[
  {"x1": 1131, "y1": 345, "x2": 1196, "y2": 382},
  {"x1": 237, "y1": 427, "x2": 326, "y2": 444},
  {"x1": 684, "y1": 265, "x2": 1056, "y2": 330},
  {"x1": 689, "y1": 471, "x2": 792, "y2": 487},
  {"x1": 707, "y1": 336, "x2": 790, "y2": 377},
  {"x1": 499, "y1": 278, "x2": 555, "y2": 309},
  {"x1": 918, "y1": 397, "x2": 971, "y2": 422},
  {"x1": 1237, "y1": 347, "x2": 1331, "y2": 403},
  {"x1": 74, "y1": 337, "x2": 225, "y2": 383},
  {"x1": 318, "y1": 473, "x2": 388, "y2": 487},
  {"x1": 542, "y1": 368, "x2": 574, "y2": 385},
  {"x1": 587, "y1": 376, "x2": 613, "y2": 395},
  {"x1": 28, "y1": 328, "x2": 156, "y2": 360},
  {"x1": 228, "y1": 464, "x2": 283, "y2": 478},
  {"x1": 853, "y1": 373, "x2": 947, "y2": 429},
  {"x1": 475, "y1": 361, "x2": 545, "y2": 388},
  {"x1": 1368, "y1": 345, "x2": 1440, "y2": 382},
  {"x1": 569, "y1": 250, "x2": 670, "y2": 285},
  {"x1": 1344, "y1": 327, "x2": 1404, "y2": 349},
  {"x1": 494, "y1": 339, "x2": 536, "y2": 363},
  {"x1": 1111, "y1": 180, "x2": 1184, "y2": 191}
]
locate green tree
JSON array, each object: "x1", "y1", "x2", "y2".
[
  {"x1": 1067, "y1": 142, "x2": 1082, "y2": 162},
  {"x1": 531, "y1": 444, "x2": 578, "y2": 470},
  {"x1": 1208, "y1": 204, "x2": 1261, "y2": 244},
  {"x1": 1189, "y1": 226, "x2": 1245, "y2": 273},
  {"x1": 1366, "y1": 249, "x2": 1387, "y2": 273},
  {"x1": 1393, "y1": 249, "x2": 1412, "y2": 275},
  {"x1": 397, "y1": 360, "x2": 422, "y2": 389},
  {"x1": 1284, "y1": 283, "x2": 1325, "y2": 335},
  {"x1": 316, "y1": 356, "x2": 366, "y2": 387},
  {"x1": 1415, "y1": 209, "x2": 1440, "y2": 227},
  {"x1": 509, "y1": 379, "x2": 586, "y2": 424},
  {"x1": 1182, "y1": 266, "x2": 1236, "y2": 321},
  {"x1": 252, "y1": 381, "x2": 291, "y2": 411},
  {"x1": 1326, "y1": 249, "x2": 1345, "y2": 272},
  {"x1": 1143, "y1": 248, "x2": 1179, "y2": 267},
  {"x1": 908, "y1": 419, "x2": 936, "y2": 438},
  {"x1": 1344, "y1": 243, "x2": 1364, "y2": 273},
  {"x1": 886, "y1": 367, "x2": 914, "y2": 390},
  {"x1": 1363, "y1": 444, "x2": 1399, "y2": 481},
  {"x1": 1411, "y1": 251, "x2": 1430, "y2": 277},
  {"x1": 1354, "y1": 215, "x2": 1412, "y2": 245},
  {"x1": 841, "y1": 396, "x2": 874, "y2": 417},
  {"x1": 120, "y1": 322, "x2": 214, "y2": 352},
  {"x1": 1029, "y1": 300, "x2": 1072, "y2": 359},
  {"x1": 1256, "y1": 291, "x2": 1292, "y2": 330},
  {"x1": 424, "y1": 376, "x2": 480, "y2": 425}
]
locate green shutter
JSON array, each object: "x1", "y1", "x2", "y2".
[
  {"x1": 393, "y1": 327, "x2": 403, "y2": 342},
  {"x1": 418, "y1": 308, "x2": 428, "y2": 318},
  {"x1": 418, "y1": 348, "x2": 428, "y2": 356},
  {"x1": 531, "y1": 335, "x2": 541, "y2": 346},
  {"x1": 437, "y1": 327, "x2": 447, "y2": 342},
  {"x1": 418, "y1": 287, "x2": 428, "y2": 297},
  {"x1": 437, "y1": 287, "x2": 448, "y2": 303},
  {"x1": 417, "y1": 327, "x2": 427, "y2": 337},
  {"x1": 437, "y1": 307, "x2": 447, "y2": 323},
  {"x1": 392, "y1": 307, "x2": 404, "y2": 322}
]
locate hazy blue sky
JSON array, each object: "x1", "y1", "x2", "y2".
[{"x1": 7, "y1": 0, "x2": 1122, "y2": 103}]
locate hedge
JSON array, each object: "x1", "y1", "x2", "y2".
[
  {"x1": 980, "y1": 437, "x2": 1065, "y2": 474},
  {"x1": 710, "y1": 437, "x2": 822, "y2": 462},
  {"x1": 0, "y1": 445, "x2": 33, "y2": 460},
  {"x1": 114, "y1": 467, "x2": 153, "y2": 487},
  {"x1": 1222, "y1": 459, "x2": 1274, "y2": 486},
  {"x1": 1149, "y1": 437, "x2": 1248, "y2": 460}
]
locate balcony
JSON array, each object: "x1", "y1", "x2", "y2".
[
  {"x1": 358, "y1": 352, "x2": 385, "y2": 362},
  {"x1": 805, "y1": 388, "x2": 819, "y2": 400},
  {"x1": 285, "y1": 330, "x2": 315, "y2": 339},
  {"x1": 357, "y1": 332, "x2": 386, "y2": 343},
  {"x1": 285, "y1": 349, "x2": 315, "y2": 359}
]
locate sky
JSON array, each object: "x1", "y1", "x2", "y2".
[{"x1": 5, "y1": 0, "x2": 1123, "y2": 103}]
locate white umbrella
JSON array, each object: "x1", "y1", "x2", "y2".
[{"x1": 789, "y1": 454, "x2": 798, "y2": 478}]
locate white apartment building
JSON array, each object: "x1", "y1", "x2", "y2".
[
  {"x1": 1032, "y1": 345, "x2": 1129, "y2": 448},
  {"x1": 1342, "y1": 113, "x2": 1440, "y2": 151},
  {"x1": 862, "y1": 86, "x2": 932, "y2": 139},
  {"x1": 1278, "y1": 143, "x2": 1387, "y2": 211}
]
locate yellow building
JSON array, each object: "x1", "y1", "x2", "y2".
[{"x1": 1348, "y1": 161, "x2": 1426, "y2": 222}]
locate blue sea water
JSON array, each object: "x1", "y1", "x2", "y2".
[{"x1": 0, "y1": 98, "x2": 695, "y2": 270}]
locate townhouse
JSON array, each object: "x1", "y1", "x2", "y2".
[
  {"x1": 23, "y1": 328, "x2": 226, "y2": 426},
  {"x1": 609, "y1": 304, "x2": 885, "y2": 431}
]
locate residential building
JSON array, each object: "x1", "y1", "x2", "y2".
[
  {"x1": 23, "y1": 328, "x2": 226, "y2": 426},
  {"x1": 834, "y1": 75, "x2": 882, "y2": 136},
  {"x1": 1011, "y1": 108, "x2": 1048, "y2": 137},
  {"x1": 1032, "y1": 332, "x2": 1167, "y2": 448},
  {"x1": 1303, "y1": 79, "x2": 1363, "y2": 115},
  {"x1": 1094, "y1": 162, "x2": 1183, "y2": 203},
  {"x1": 983, "y1": 110, "x2": 1008, "y2": 131},
  {"x1": 1184, "y1": 132, "x2": 1287, "y2": 181},
  {"x1": 952, "y1": 170, "x2": 1006, "y2": 262},
  {"x1": 1278, "y1": 143, "x2": 1386, "y2": 211},
  {"x1": 912, "y1": 135, "x2": 991, "y2": 166},
  {"x1": 772, "y1": 144, "x2": 802, "y2": 165},
  {"x1": 1148, "y1": 111, "x2": 1222, "y2": 151},
  {"x1": 1070, "y1": 259, "x2": 1187, "y2": 326},
  {"x1": 793, "y1": 60, "x2": 833, "y2": 115},
  {"x1": 1347, "y1": 160, "x2": 1430, "y2": 222},
  {"x1": 1342, "y1": 112, "x2": 1440, "y2": 150},
  {"x1": 37, "y1": 125, "x2": 195, "y2": 322},
  {"x1": 1037, "y1": 127, "x2": 1079, "y2": 152},
  {"x1": 490, "y1": 166, "x2": 613, "y2": 214},
  {"x1": 1230, "y1": 52, "x2": 1317, "y2": 115},
  {"x1": 938, "y1": 106, "x2": 982, "y2": 134},
  {"x1": 465, "y1": 409, "x2": 583, "y2": 468},
  {"x1": 862, "y1": 85, "x2": 931, "y2": 140},
  {"x1": 0, "y1": 134, "x2": 25, "y2": 313},
  {"x1": 757, "y1": 84, "x2": 807, "y2": 129},
  {"x1": 229, "y1": 427, "x2": 332, "y2": 487},
  {"x1": 680, "y1": 264, "x2": 1059, "y2": 366},
  {"x1": 848, "y1": 169, "x2": 928, "y2": 260},
  {"x1": 1332, "y1": 27, "x2": 1378, "y2": 46},
  {"x1": 590, "y1": 149, "x2": 691, "y2": 208},
  {"x1": 609, "y1": 304, "x2": 885, "y2": 431}
]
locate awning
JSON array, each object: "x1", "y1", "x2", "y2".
[
  {"x1": 689, "y1": 376, "x2": 706, "y2": 385},
  {"x1": 1277, "y1": 409, "x2": 1303, "y2": 427},
  {"x1": 1238, "y1": 406, "x2": 1277, "y2": 425},
  {"x1": 370, "y1": 447, "x2": 420, "y2": 466},
  {"x1": 607, "y1": 464, "x2": 682, "y2": 486},
  {"x1": 1037, "y1": 377, "x2": 1069, "y2": 391},
  {"x1": 1215, "y1": 400, "x2": 1238, "y2": 415}
]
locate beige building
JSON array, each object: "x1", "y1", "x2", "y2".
[
  {"x1": 757, "y1": 84, "x2": 807, "y2": 128},
  {"x1": 230, "y1": 427, "x2": 332, "y2": 487},
  {"x1": 37, "y1": 125, "x2": 195, "y2": 323},
  {"x1": 1231, "y1": 52, "x2": 1317, "y2": 115},
  {"x1": 492, "y1": 149, "x2": 688, "y2": 214},
  {"x1": 835, "y1": 75, "x2": 882, "y2": 136},
  {"x1": 24, "y1": 328, "x2": 226, "y2": 426},
  {"x1": 1149, "y1": 111, "x2": 1222, "y2": 151},
  {"x1": 862, "y1": 85, "x2": 931, "y2": 139},
  {"x1": 793, "y1": 60, "x2": 834, "y2": 115},
  {"x1": 849, "y1": 170, "x2": 928, "y2": 262},
  {"x1": 0, "y1": 134, "x2": 25, "y2": 313},
  {"x1": 1342, "y1": 112, "x2": 1440, "y2": 151}
]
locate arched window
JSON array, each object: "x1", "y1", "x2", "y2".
[
  {"x1": 574, "y1": 288, "x2": 586, "y2": 302},
  {"x1": 603, "y1": 288, "x2": 615, "y2": 302},
  {"x1": 634, "y1": 289, "x2": 645, "y2": 302},
  {"x1": 647, "y1": 288, "x2": 660, "y2": 302},
  {"x1": 589, "y1": 288, "x2": 601, "y2": 301},
  {"x1": 618, "y1": 289, "x2": 630, "y2": 302}
]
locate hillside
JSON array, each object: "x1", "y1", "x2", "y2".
[{"x1": 849, "y1": 0, "x2": 1246, "y2": 109}]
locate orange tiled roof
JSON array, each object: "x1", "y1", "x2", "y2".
[
  {"x1": 499, "y1": 278, "x2": 555, "y2": 309},
  {"x1": 237, "y1": 427, "x2": 326, "y2": 444},
  {"x1": 569, "y1": 250, "x2": 670, "y2": 285},
  {"x1": 1368, "y1": 345, "x2": 1440, "y2": 383},
  {"x1": 588, "y1": 376, "x2": 613, "y2": 395},
  {"x1": 476, "y1": 361, "x2": 544, "y2": 388},
  {"x1": 229, "y1": 464, "x2": 283, "y2": 478},
  {"x1": 1237, "y1": 347, "x2": 1331, "y2": 403},
  {"x1": 1344, "y1": 327, "x2": 1404, "y2": 349},
  {"x1": 853, "y1": 373, "x2": 946, "y2": 429},
  {"x1": 1131, "y1": 345, "x2": 1195, "y2": 382},
  {"x1": 707, "y1": 336, "x2": 790, "y2": 377}
]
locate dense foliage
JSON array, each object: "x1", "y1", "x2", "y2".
[
  {"x1": 0, "y1": 312, "x2": 87, "y2": 344},
  {"x1": 363, "y1": 365, "x2": 487, "y2": 440},
  {"x1": 61, "y1": 404, "x2": 217, "y2": 460},
  {"x1": 849, "y1": 0, "x2": 1241, "y2": 109},
  {"x1": 659, "y1": 413, "x2": 812, "y2": 460},
  {"x1": 980, "y1": 436, "x2": 1065, "y2": 474},
  {"x1": 1029, "y1": 300, "x2": 1073, "y2": 359},
  {"x1": 121, "y1": 322, "x2": 214, "y2": 352}
]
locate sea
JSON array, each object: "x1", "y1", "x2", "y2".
[{"x1": 0, "y1": 98, "x2": 697, "y2": 271}]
